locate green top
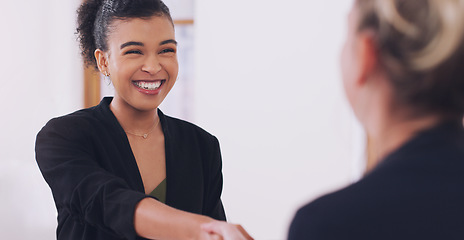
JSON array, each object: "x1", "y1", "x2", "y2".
[{"x1": 149, "y1": 178, "x2": 167, "y2": 203}]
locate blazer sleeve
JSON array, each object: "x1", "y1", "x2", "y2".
[
  {"x1": 35, "y1": 117, "x2": 147, "y2": 240},
  {"x1": 203, "y1": 135, "x2": 227, "y2": 221}
]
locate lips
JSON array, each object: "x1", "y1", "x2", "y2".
[
  {"x1": 132, "y1": 80, "x2": 164, "y2": 90},
  {"x1": 132, "y1": 80, "x2": 166, "y2": 95}
]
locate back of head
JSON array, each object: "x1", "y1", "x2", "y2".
[
  {"x1": 76, "y1": 0, "x2": 172, "y2": 69},
  {"x1": 355, "y1": 0, "x2": 464, "y2": 118}
]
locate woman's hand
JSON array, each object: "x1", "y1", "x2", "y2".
[
  {"x1": 201, "y1": 221, "x2": 254, "y2": 240},
  {"x1": 134, "y1": 197, "x2": 252, "y2": 240}
]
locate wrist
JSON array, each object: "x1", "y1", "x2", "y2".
[{"x1": 182, "y1": 213, "x2": 215, "y2": 240}]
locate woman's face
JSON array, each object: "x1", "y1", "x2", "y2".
[{"x1": 100, "y1": 16, "x2": 178, "y2": 112}]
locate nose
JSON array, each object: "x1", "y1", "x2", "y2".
[{"x1": 141, "y1": 54, "x2": 162, "y2": 74}]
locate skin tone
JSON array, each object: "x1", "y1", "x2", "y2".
[
  {"x1": 96, "y1": 16, "x2": 178, "y2": 195},
  {"x1": 95, "y1": 15, "x2": 252, "y2": 240},
  {"x1": 202, "y1": 222, "x2": 254, "y2": 240},
  {"x1": 342, "y1": 3, "x2": 443, "y2": 167}
]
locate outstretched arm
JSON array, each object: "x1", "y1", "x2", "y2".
[
  {"x1": 135, "y1": 197, "x2": 252, "y2": 240},
  {"x1": 134, "y1": 197, "x2": 214, "y2": 239},
  {"x1": 201, "y1": 221, "x2": 254, "y2": 240}
]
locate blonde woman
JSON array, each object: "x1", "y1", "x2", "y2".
[{"x1": 289, "y1": 0, "x2": 464, "y2": 239}]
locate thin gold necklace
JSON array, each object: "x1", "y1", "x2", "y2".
[{"x1": 125, "y1": 117, "x2": 160, "y2": 139}]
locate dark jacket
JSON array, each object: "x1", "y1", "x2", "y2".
[
  {"x1": 35, "y1": 97, "x2": 226, "y2": 240},
  {"x1": 289, "y1": 120, "x2": 464, "y2": 240}
]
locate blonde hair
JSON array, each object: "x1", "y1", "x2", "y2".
[
  {"x1": 376, "y1": 0, "x2": 464, "y2": 70},
  {"x1": 355, "y1": 0, "x2": 464, "y2": 116}
]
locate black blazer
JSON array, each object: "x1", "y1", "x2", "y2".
[
  {"x1": 35, "y1": 97, "x2": 226, "y2": 240},
  {"x1": 288, "y1": 121, "x2": 464, "y2": 240}
]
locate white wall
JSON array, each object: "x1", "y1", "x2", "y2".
[
  {"x1": 0, "y1": 0, "x2": 82, "y2": 239},
  {"x1": 194, "y1": 0, "x2": 359, "y2": 239},
  {"x1": 0, "y1": 1, "x2": 362, "y2": 240}
]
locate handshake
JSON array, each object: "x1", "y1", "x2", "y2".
[{"x1": 201, "y1": 221, "x2": 253, "y2": 240}]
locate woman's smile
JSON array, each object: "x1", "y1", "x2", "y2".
[{"x1": 132, "y1": 80, "x2": 166, "y2": 95}]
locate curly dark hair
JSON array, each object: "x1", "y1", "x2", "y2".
[{"x1": 76, "y1": 0, "x2": 173, "y2": 70}]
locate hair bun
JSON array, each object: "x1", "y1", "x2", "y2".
[
  {"x1": 77, "y1": 0, "x2": 107, "y2": 69},
  {"x1": 355, "y1": 0, "x2": 464, "y2": 116}
]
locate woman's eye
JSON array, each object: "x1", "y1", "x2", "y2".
[
  {"x1": 125, "y1": 50, "x2": 142, "y2": 55},
  {"x1": 160, "y1": 48, "x2": 176, "y2": 54}
]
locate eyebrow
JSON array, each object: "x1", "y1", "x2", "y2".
[
  {"x1": 120, "y1": 39, "x2": 177, "y2": 49},
  {"x1": 120, "y1": 41, "x2": 143, "y2": 49},
  {"x1": 160, "y1": 39, "x2": 178, "y2": 46}
]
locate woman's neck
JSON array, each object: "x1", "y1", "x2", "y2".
[
  {"x1": 367, "y1": 109, "x2": 443, "y2": 168},
  {"x1": 109, "y1": 97, "x2": 159, "y2": 134}
]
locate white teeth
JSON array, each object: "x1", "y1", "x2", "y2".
[{"x1": 134, "y1": 81, "x2": 162, "y2": 90}]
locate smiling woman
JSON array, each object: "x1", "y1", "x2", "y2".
[
  {"x1": 34, "y1": 0, "x2": 252, "y2": 240},
  {"x1": 94, "y1": 16, "x2": 178, "y2": 112}
]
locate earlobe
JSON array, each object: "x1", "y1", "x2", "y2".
[{"x1": 94, "y1": 49, "x2": 109, "y2": 75}]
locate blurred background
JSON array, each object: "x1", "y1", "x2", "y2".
[{"x1": 0, "y1": 0, "x2": 363, "y2": 239}]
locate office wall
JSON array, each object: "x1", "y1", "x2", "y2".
[
  {"x1": 194, "y1": 0, "x2": 359, "y2": 239},
  {"x1": 0, "y1": 0, "x2": 82, "y2": 239},
  {"x1": 0, "y1": 1, "x2": 361, "y2": 239}
]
